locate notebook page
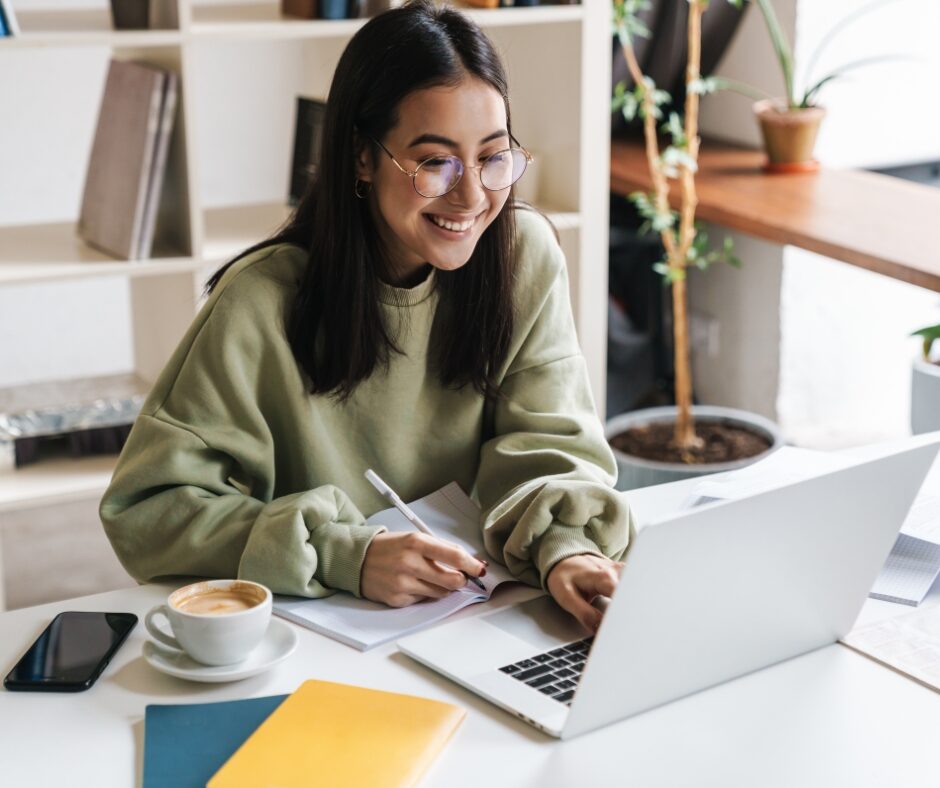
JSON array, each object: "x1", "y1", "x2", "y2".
[
  {"x1": 274, "y1": 482, "x2": 513, "y2": 649},
  {"x1": 365, "y1": 482, "x2": 514, "y2": 586},
  {"x1": 275, "y1": 586, "x2": 487, "y2": 650}
]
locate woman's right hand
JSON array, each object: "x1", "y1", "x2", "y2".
[{"x1": 360, "y1": 532, "x2": 487, "y2": 607}]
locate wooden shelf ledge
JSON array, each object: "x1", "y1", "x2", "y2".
[
  {"x1": 189, "y1": 1, "x2": 582, "y2": 38},
  {"x1": 610, "y1": 138, "x2": 940, "y2": 292},
  {"x1": 0, "y1": 455, "x2": 117, "y2": 514}
]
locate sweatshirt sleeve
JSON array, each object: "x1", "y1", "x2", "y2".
[
  {"x1": 476, "y1": 214, "x2": 634, "y2": 589},
  {"x1": 99, "y1": 252, "x2": 385, "y2": 598}
]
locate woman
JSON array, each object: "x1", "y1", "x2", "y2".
[{"x1": 100, "y1": 0, "x2": 632, "y2": 633}]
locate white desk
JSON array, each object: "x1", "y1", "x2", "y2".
[{"x1": 2, "y1": 476, "x2": 940, "y2": 787}]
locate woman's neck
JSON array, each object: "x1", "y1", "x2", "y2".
[{"x1": 381, "y1": 261, "x2": 433, "y2": 289}]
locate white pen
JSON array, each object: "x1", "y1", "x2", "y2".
[{"x1": 364, "y1": 469, "x2": 486, "y2": 591}]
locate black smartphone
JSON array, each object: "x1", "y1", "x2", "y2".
[{"x1": 3, "y1": 611, "x2": 138, "y2": 692}]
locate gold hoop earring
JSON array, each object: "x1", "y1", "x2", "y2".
[{"x1": 354, "y1": 179, "x2": 372, "y2": 199}]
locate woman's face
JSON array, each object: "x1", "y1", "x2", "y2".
[{"x1": 359, "y1": 77, "x2": 512, "y2": 285}]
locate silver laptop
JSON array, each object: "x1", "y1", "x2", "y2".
[{"x1": 398, "y1": 437, "x2": 940, "y2": 739}]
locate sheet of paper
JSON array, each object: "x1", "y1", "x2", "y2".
[
  {"x1": 900, "y1": 494, "x2": 940, "y2": 543},
  {"x1": 274, "y1": 482, "x2": 513, "y2": 650},
  {"x1": 869, "y1": 533, "x2": 940, "y2": 606},
  {"x1": 841, "y1": 604, "x2": 940, "y2": 692}
]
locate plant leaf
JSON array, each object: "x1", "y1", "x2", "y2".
[
  {"x1": 803, "y1": 0, "x2": 903, "y2": 87},
  {"x1": 754, "y1": 0, "x2": 795, "y2": 107},
  {"x1": 702, "y1": 75, "x2": 772, "y2": 102},
  {"x1": 800, "y1": 55, "x2": 913, "y2": 107}
]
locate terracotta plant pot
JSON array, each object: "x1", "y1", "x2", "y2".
[{"x1": 753, "y1": 99, "x2": 826, "y2": 172}]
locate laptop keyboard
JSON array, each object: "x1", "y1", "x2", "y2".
[{"x1": 498, "y1": 637, "x2": 594, "y2": 705}]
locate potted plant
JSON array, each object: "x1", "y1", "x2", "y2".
[
  {"x1": 711, "y1": 0, "x2": 901, "y2": 171},
  {"x1": 608, "y1": 0, "x2": 783, "y2": 490},
  {"x1": 911, "y1": 323, "x2": 940, "y2": 435}
]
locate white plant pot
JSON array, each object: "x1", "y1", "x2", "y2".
[
  {"x1": 606, "y1": 405, "x2": 784, "y2": 491},
  {"x1": 911, "y1": 357, "x2": 940, "y2": 435}
]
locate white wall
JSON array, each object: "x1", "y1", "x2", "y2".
[
  {"x1": 688, "y1": 230, "x2": 783, "y2": 421},
  {"x1": 781, "y1": 0, "x2": 940, "y2": 448},
  {"x1": 697, "y1": 0, "x2": 940, "y2": 449},
  {"x1": 0, "y1": 42, "x2": 133, "y2": 388},
  {"x1": 691, "y1": 0, "x2": 795, "y2": 416}
]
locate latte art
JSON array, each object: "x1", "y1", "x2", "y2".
[{"x1": 175, "y1": 588, "x2": 261, "y2": 615}]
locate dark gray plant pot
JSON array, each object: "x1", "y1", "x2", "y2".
[
  {"x1": 911, "y1": 357, "x2": 940, "y2": 435},
  {"x1": 606, "y1": 405, "x2": 784, "y2": 491}
]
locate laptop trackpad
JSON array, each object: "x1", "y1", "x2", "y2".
[{"x1": 484, "y1": 596, "x2": 587, "y2": 651}]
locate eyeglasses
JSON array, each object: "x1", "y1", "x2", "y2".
[{"x1": 371, "y1": 136, "x2": 533, "y2": 199}]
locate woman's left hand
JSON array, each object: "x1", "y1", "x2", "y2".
[{"x1": 546, "y1": 554, "x2": 624, "y2": 633}]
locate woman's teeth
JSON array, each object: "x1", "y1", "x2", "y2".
[{"x1": 429, "y1": 215, "x2": 474, "y2": 232}]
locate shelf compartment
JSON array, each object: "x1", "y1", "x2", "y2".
[
  {"x1": 190, "y1": 4, "x2": 364, "y2": 38},
  {"x1": 4, "y1": 9, "x2": 182, "y2": 49},
  {"x1": 0, "y1": 221, "x2": 202, "y2": 285},
  {"x1": 189, "y1": 1, "x2": 581, "y2": 39},
  {"x1": 202, "y1": 202, "x2": 292, "y2": 263}
]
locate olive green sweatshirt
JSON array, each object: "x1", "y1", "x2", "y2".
[{"x1": 100, "y1": 209, "x2": 632, "y2": 598}]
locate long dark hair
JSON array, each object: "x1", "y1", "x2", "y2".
[{"x1": 206, "y1": 0, "x2": 516, "y2": 400}]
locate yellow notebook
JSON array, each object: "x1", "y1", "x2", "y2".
[{"x1": 208, "y1": 680, "x2": 466, "y2": 788}]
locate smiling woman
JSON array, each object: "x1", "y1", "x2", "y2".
[{"x1": 99, "y1": 0, "x2": 633, "y2": 635}]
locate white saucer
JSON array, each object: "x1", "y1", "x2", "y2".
[{"x1": 142, "y1": 617, "x2": 298, "y2": 683}]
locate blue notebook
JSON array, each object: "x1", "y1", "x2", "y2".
[{"x1": 143, "y1": 695, "x2": 287, "y2": 788}]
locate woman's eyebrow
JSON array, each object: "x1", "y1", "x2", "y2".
[{"x1": 407, "y1": 130, "x2": 509, "y2": 148}]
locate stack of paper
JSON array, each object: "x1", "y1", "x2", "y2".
[{"x1": 841, "y1": 604, "x2": 940, "y2": 692}]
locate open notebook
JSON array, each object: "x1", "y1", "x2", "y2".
[{"x1": 273, "y1": 482, "x2": 517, "y2": 650}]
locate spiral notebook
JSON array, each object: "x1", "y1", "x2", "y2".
[{"x1": 273, "y1": 482, "x2": 517, "y2": 650}]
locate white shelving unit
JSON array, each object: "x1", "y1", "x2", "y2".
[{"x1": 0, "y1": 0, "x2": 610, "y2": 518}]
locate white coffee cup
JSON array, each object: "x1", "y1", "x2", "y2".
[{"x1": 144, "y1": 579, "x2": 272, "y2": 666}]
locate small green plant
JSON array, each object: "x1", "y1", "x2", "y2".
[
  {"x1": 913, "y1": 324, "x2": 940, "y2": 363},
  {"x1": 708, "y1": 0, "x2": 903, "y2": 110}
]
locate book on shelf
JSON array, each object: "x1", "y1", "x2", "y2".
[
  {"x1": 78, "y1": 59, "x2": 179, "y2": 261},
  {"x1": 280, "y1": 0, "x2": 317, "y2": 19},
  {"x1": 110, "y1": 0, "x2": 179, "y2": 30},
  {"x1": 0, "y1": 373, "x2": 149, "y2": 471},
  {"x1": 138, "y1": 71, "x2": 178, "y2": 259},
  {"x1": 288, "y1": 96, "x2": 327, "y2": 206},
  {"x1": 0, "y1": 0, "x2": 19, "y2": 36},
  {"x1": 148, "y1": 0, "x2": 180, "y2": 28}
]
